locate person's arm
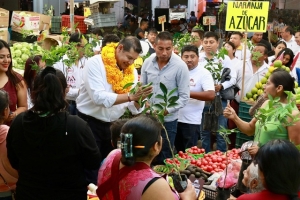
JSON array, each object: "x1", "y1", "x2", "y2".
[
  {"x1": 6, "y1": 115, "x2": 23, "y2": 170},
  {"x1": 287, "y1": 110, "x2": 300, "y2": 145},
  {"x1": 78, "y1": 121, "x2": 102, "y2": 169},
  {"x1": 190, "y1": 69, "x2": 215, "y2": 101},
  {"x1": 8, "y1": 80, "x2": 28, "y2": 122},
  {"x1": 223, "y1": 103, "x2": 256, "y2": 136},
  {"x1": 166, "y1": 63, "x2": 190, "y2": 114},
  {"x1": 138, "y1": 31, "x2": 145, "y2": 39}
]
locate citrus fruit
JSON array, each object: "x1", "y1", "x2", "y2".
[{"x1": 273, "y1": 60, "x2": 282, "y2": 68}]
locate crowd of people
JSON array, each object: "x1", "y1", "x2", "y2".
[{"x1": 0, "y1": 16, "x2": 300, "y2": 199}]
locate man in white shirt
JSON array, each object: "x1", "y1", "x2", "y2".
[
  {"x1": 76, "y1": 36, "x2": 152, "y2": 184},
  {"x1": 235, "y1": 43, "x2": 270, "y2": 103},
  {"x1": 141, "y1": 32, "x2": 190, "y2": 164},
  {"x1": 53, "y1": 33, "x2": 87, "y2": 115},
  {"x1": 144, "y1": 28, "x2": 157, "y2": 55},
  {"x1": 199, "y1": 31, "x2": 237, "y2": 153},
  {"x1": 191, "y1": 27, "x2": 204, "y2": 54},
  {"x1": 230, "y1": 31, "x2": 251, "y2": 60},
  {"x1": 281, "y1": 26, "x2": 300, "y2": 54},
  {"x1": 176, "y1": 45, "x2": 215, "y2": 152}
]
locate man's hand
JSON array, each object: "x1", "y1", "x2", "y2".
[
  {"x1": 130, "y1": 86, "x2": 153, "y2": 102},
  {"x1": 215, "y1": 84, "x2": 223, "y2": 92}
]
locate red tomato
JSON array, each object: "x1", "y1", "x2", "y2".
[
  {"x1": 208, "y1": 162, "x2": 213, "y2": 165},
  {"x1": 212, "y1": 157, "x2": 217, "y2": 163},
  {"x1": 178, "y1": 151, "x2": 183, "y2": 156},
  {"x1": 206, "y1": 166, "x2": 212, "y2": 172},
  {"x1": 212, "y1": 164, "x2": 218, "y2": 169},
  {"x1": 202, "y1": 160, "x2": 208, "y2": 165},
  {"x1": 200, "y1": 148, "x2": 205, "y2": 153},
  {"x1": 202, "y1": 166, "x2": 208, "y2": 171},
  {"x1": 217, "y1": 157, "x2": 222, "y2": 162},
  {"x1": 221, "y1": 164, "x2": 226, "y2": 169}
]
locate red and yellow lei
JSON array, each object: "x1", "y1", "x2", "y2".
[{"x1": 101, "y1": 43, "x2": 135, "y2": 94}]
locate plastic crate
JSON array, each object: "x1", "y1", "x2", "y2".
[
  {"x1": 51, "y1": 16, "x2": 62, "y2": 34},
  {"x1": 61, "y1": 15, "x2": 87, "y2": 34},
  {"x1": 90, "y1": 13, "x2": 117, "y2": 28},
  {"x1": 203, "y1": 185, "x2": 236, "y2": 200},
  {"x1": 235, "y1": 132, "x2": 254, "y2": 148},
  {"x1": 238, "y1": 101, "x2": 252, "y2": 122}
]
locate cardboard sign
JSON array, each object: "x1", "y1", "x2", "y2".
[
  {"x1": 0, "y1": 8, "x2": 9, "y2": 27},
  {"x1": 203, "y1": 16, "x2": 216, "y2": 26},
  {"x1": 267, "y1": 23, "x2": 273, "y2": 31},
  {"x1": 11, "y1": 11, "x2": 51, "y2": 34},
  {"x1": 158, "y1": 15, "x2": 166, "y2": 24},
  {"x1": 0, "y1": 28, "x2": 8, "y2": 42},
  {"x1": 225, "y1": 1, "x2": 269, "y2": 32}
]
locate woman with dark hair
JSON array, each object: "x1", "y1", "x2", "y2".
[
  {"x1": 24, "y1": 55, "x2": 46, "y2": 109},
  {"x1": 268, "y1": 41, "x2": 287, "y2": 64},
  {"x1": 97, "y1": 115, "x2": 196, "y2": 200},
  {"x1": 0, "y1": 90, "x2": 18, "y2": 200},
  {"x1": 224, "y1": 41, "x2": 237, "y2": 61},
  {"x1": 0, "y1": 39, "x2": 27, "y2": 125},
  {"x1": 237, "y1": 139, "x2": 300, "y2": 200},
  {"x1": 224, "y1": 68, "x2": 300, "y2": 151},
  {"x1": 6, "y1": 67, "x2": 101, "y2": 200},
  {"x1": 272, "y1": 48, "x2": 294, "y2": 68}
]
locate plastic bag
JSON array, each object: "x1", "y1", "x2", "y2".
[{"x1": 216, "y1": 160, "x2": 242, "y2": 188}]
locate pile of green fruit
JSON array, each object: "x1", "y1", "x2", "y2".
[{"x1": 244, "y1": 60, "x2": 295, "y2": 101}]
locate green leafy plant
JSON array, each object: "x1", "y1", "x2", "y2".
[
  {"x1": 217, "y1": 3, "x2": 226, "y2": 38},
  {"x1": 123, "y1": 82, "x2": 185, "y2": 180},
  {"x1": 173, "y1": 33, "x2": 196, "y2": 53},
  {"x1": 204, "y1": 47, "x2": 228, "y2": 82},
  {"x1": 254, "y1": 92, "x2": 300, "y2": 144},
  {"x1": 250, "y1": 50, "x2": 263, "y2": 66}
]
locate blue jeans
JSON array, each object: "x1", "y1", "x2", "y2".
[
  {"x1": 154, "y1": 120, "x2": 178, "y2": 165},
  {"x1": 175, "y1": 122, "x2": 200, "y2": 152},
  {"x1": 201, "y1": 99, "x2": 228, "y2": 152}
]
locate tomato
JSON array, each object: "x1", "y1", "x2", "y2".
[
  {"x1": 212, "y1": 157, "x2": 217, "y2": 163},
  {"x1": 206, "y1": 166, "x2": 213, "y2": 172},
  {"x1": 191, "y1": 159, "x2": 196, "y2": 164},
  {"x1": 202, "y1": 166, "x2": 208, "y2": 171},
  {"x1": 200, "y1": 148, "x2": 205, "y2": 153},
  {"x1": 202, "y1": 160, "x2": 208, "y2": 165},
  {"x1": 207, "y1": 158, "x2": 212, "y2": 163},
  {"x1": 204, "y1": 154, "x2": 209, "y2": 158},
  {"x1": 178, "y1": 151, "x2": 183, "y2": 156},
  {"x1": 212, "y1": 164, "x2": 218, "y2": 169},
  {"x1": 217, "y1": 157, "x2": 222, "y2": 162},
  {"x1": 221, "y1": 164, "x2": 226, "y2": 169},
  {"x1": 208, "y1": 162, "x2": 213, "y2": 165}
]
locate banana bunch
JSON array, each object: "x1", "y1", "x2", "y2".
[{"x1": 134, "y1": 56, "x2": 143, "y2": 69}]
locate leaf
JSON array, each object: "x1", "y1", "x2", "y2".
[
  {"x1": 155, "y1": 94, "x2": 165, "y2": 100},
  {"x1": 157, "y1": 114, "x2": 165, "y2": 124},
  {"x1": 168, "y1": 88, "x2": 178, "y2": 97},
  {"x1": 147, "y1": 93, "x2": 153, "y2": 99},
  {"x1": 168, "y1": 103, "x2": 178, "y2": 108},
  {"x1": 123, "y1": 82, "x2": 134, "y2": 89},
  {"x1": 152, "y1": 104, "x2": 164, "y2": 111},
  {"x1": 168, "y1": 96, "x2": 179, "y2": 103},
  {"x1": 160, "y1": 82, "x2": 168, "y2": 95}
]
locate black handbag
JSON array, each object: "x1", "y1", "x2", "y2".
[{"x1": 219, "y1": 68, "x2": 239, "y2": 100}]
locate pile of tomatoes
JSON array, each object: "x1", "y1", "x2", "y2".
[
  {"x1": 164, "y1": 158, "x2": 181, "y2": 166},
  {"x1": 186, "y1": 146, "x2": 205, "y2": 155},
  {"x1": 177, "y1": 151, "x2": 193, "y2": 160},
  {"x1": 190, "y1": 149, "x2": 241, "y2": 173}
]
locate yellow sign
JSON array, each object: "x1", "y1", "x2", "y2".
[
  {"x1": 225, "y1": 1, "x2": 269, "y2": 32},
  {"x1": 84, "y1": 7, "x2": 91, "y2": 17},
  {"x1": 158, "y1": 15, "x2": 166, "y2": 24}
]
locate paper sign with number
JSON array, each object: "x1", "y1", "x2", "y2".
[
  {"x1": 225, "y1": 1, "x2": 269, "y2": 32},
  {"x1": 158, "y1": 15, "x2": 166, "y2": 24}
]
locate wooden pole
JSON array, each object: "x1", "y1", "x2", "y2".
[
  {"x1": 162, "y1": 22, "x2": 164, "y2": 31},
  {"x1": 70, "y1": 0, "x2": 75, "y2": 33},
  {"x1": 240, "y1": 32, "x2": 247, "y2": 101}
]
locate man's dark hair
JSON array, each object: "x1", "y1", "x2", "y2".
[
  {"x1": 130, "y1": 17, "x2": 136, "y2": 23},
  {"x1": 284, "y1": 26, "x2": 294, "y2": 35},
  {"x1": 119, "y1": 36, "x2": 142, "y2": 53},
  {"x1": 256, "y1": 43, "x2": 268, "y2": 55},
  {"x1": 69, "y1": 32, "x2": 83, "y2": 43},
  {"x1": 191, "y1": 28, "x2": 204, "y2": 40},
  {"x1": 140, "y1": 19, "x2": 148, "y2": 26},
  {"x1": 181, "y1": 45, "x2": 199, "y2": 56},
  {"x1": 148, "y1": 28, "x2": 158, "y2": 34},
  {"x1": 91, "y1": 27, "x2": 102, "y2": 36},
  {"x1": 231, "y1": 31, "x2": 243, "y2": 39},
  {"x1": 102, "y1": 34, "x2": 120, "y2": 47},
  {"x1": 203, "y1": 31, "x2": 219, "y2": 42},
  {"x1": 155, "y1": 31, "x2": 173, "y2": 44}
]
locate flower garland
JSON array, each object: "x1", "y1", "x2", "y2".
[{"x1": 101, "y1": 42, "x2": 135, "y2": 94}]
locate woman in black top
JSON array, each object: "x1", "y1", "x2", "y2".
[{"x1": 6, "y1": 67, "x2": 101, "y2": 200}]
